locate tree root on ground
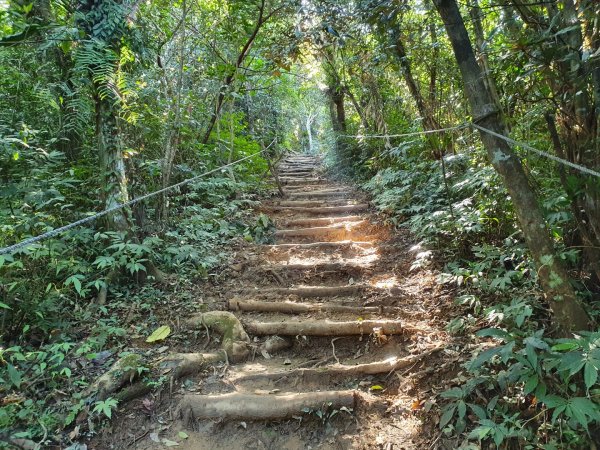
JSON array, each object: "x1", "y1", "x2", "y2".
[
  {"x1": 187, "y1": 311, "x2": 251, "y2": 362},
  {"x1": 178, "y1": 390, "x2": 357, "y2": 421},
  {"x1": 84, "y1": 353, "x2": 144, "y2": 400}
]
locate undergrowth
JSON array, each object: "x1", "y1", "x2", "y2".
[
  {"x1": 0, "y1": 152, "x2": 273, "y2": 446},
  {"x1": 354, "y1": 138, "x2": 600, "y2": 448}
]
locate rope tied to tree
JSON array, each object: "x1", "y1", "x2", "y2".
[{"x1": 0, "y1": 140, "x2": 275, "y2": 256}]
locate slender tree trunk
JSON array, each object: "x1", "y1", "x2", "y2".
[
  {"x1": 393, "y1": 34, "x2": 440, "y2": 133},
  {"x1": 469, "y1": 0, "x2": 502, "y2": 114},
  {"x1": 434, "y1": 0, "x2": 590, "y2": 332},
  {"x1": 94, "y1": 91, "x2": 131, "y2": 232},
  {"x1": 160, "y1": 0, "x2": 187, "y2": 220},
  {"x1": 201, "y1": 0, "x2": 266, "y2": 144}
]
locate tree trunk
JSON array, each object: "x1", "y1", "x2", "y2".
[
  {"x1": 434, "y1": 0, "x2": 590, "y2": 332},
  {"x1": 159, "y1": 0, "x2": 187, "y2": 219},
  {"x1": 201, "y1": 0, "x2": 266, "y2": 144},
  {"x1": 94, "y1": 91, "x2": 131, "y2": 232},
  {"x1": 469, "y1": 0, "x2": 502, "y2": 115}
]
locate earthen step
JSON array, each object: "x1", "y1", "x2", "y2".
[
  {"x1": 274, "y1": 221, "x2": 366, "y2": 238},
  {"x1": 267, "y1": 204, "x2": 369, "y2": 215},
  {"x1": 284, "y1": 216, "x2": 364, "y2": 227}
]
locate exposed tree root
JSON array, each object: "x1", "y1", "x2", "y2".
[
  {"x1": 228, "y1": 299, "x2": 401, "y2": 315},
  {"x1": 84, "y1": 353, "x2": 144, "y2": 400},
  {"x1": 178, "y1": 390, "x2": 357, "y2": 421},
  {"x1": 159, "y1": 352, "x2": 226, "y2": 380},
  {"x1": 244, "y1": 318, "x2": 404, "y2": 336},
  {"x1": 187, "y1": 311, "x2": 251, "y2": 362}
]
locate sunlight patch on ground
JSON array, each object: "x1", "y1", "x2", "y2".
[
  {"x1": 278, "y1": 253, "x2": 380, "y2": 267},
  {"x1": 371, "y1": 276, "x2": 399, "y2": 289}
]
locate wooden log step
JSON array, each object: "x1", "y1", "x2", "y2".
[
  {"x1": 266, "y1": 261, "x2": 372, "y2": 273},
  {"x1": 260, "y1": 285, "x2": 366, "y2": 297},
  {"x1": 274, "y1": 221, "x2": 366, "y2": 238},
  {"x1": 275, "y1": 200, "x2": 356, "y2": 208},
  {"x1": 287, "y1": 190, "x2": 354, "y2": 199},
  {"x1": 232, "y1": 347, "x2": 443, "y2": 383},
  {"x1": 244, "y1": 318, "x2": 403, "y2": 336},
  {"x1": 283, "y1": 185, "x2": 348, "y2": 193},
  {"x1": 267, "y1": 204, "x2": 369, "y2": 215},
  {"x1": 228, "y1": 299, "x2": 400, "y2": 315},
  {"x1": 279, "y1": 178, "x2": 324, "y2": 185},
  {"x1": 178, "y1": 391, "x2": 356, "y2": 421},
  {"x1": 241, "y1": 283, "x2": 406, "y2": 298},
  {"x1": 264, "y1": 240, "x2": 373, "y2": 250},
  {"x1": 284, "y1": 216, "x2": 364, "y2": 227}
]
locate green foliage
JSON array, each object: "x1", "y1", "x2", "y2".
[{"x1": 438, "y1": 329, "x2": 600, "y2": 448}]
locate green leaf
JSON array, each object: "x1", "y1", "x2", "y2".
[
  {"x1": 457, "y1": 400, "x2": 466, "y2": 419},
  {"x1": 369, "y1": 384, "x2": 384, "y2": 391},
  {"x1": 552, "y1": 342, "x2": 580, "y2": 352},
  {"x1": 476, "y1": 328, "x2": 510, "y2": 340},
  {"x1": 468, "y1": 403, "x2": 487, "y2": 420},
  {"x1": 441, "y1": 387, "x2": 464, "y2": 400},
  {"x1": 178, "y1": 431, "x2": 189, "y2": 439},
  {"x1": 584, "y1": 362, "x2": 598, "y2": 389},
  {"x1": 439, "y1": 405, "x2": 456, "y2": 429},
  {"x1": 524, "y1": 375, "x2": 539, "y2": 395},
  {"x1": 7, "y1": 364, "x2": 21, "y2": 388},
  {"x1": 146, "y1": 325, "x2": 171, "y2": 343},
  {"x1": 468, "y1": 347, "x2": 503, "y2": 371}
]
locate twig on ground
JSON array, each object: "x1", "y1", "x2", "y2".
[{"x1": 331, "y1": 337, "x2": 341, "y2": 364}]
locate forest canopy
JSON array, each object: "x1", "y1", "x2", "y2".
[{"x1": 1, "y1": 0, "x2": 600, "y2": 448}]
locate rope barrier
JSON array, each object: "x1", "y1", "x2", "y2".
[
  {"x1": 339, "y1": 122, "x2": 600, "y2": 179},
  {"x1": 338, "y1": 123, "x2": 469, "y2": 139},
  {"x1": 470, "y1": 123, "x2": 600, "y2": 179},
  {"x1": 0, "y1": 140, "x2": 275, "y2": 256}
]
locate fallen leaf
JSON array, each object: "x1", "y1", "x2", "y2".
[
  {"x1": 178, "y1": 431, "x2": 189, "y2": 439},
  {"x1": 162, "y1": 438, "x2": 179, "y2": 447},
  {"x1": 149, "y1": 433, "x2": 160, "y2": 443},
  {"x1": 146, "y1": 326, "x2": 171, "y2": 343},
  {"x1": 411, "y1": 399, "x2": 424, "y2": 411}
]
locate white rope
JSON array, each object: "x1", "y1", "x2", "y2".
[
  {"x1": 0, "y1": 140, "x2": 275, "y2": 256},
  {"x1": 338, "y1": 122, "x2": 600, "y2": 179},
  {"x1": 338, "y1": 123, "x2": 469, "y2": 139},
  {"x1": 471, "y1": 123, "x2": 600, "y2": 179}
]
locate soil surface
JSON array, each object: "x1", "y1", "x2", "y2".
[{"x1": 93, "y1": 155, "x2": 460, "y2": 450}]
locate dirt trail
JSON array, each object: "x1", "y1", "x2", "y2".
[{"x1": 98, "y1": 155, "x2": 453, "y2": 449}]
